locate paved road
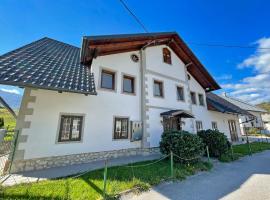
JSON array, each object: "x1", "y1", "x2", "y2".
[{"x1": 127, "y1": 150, "x2": 270, "y2": 200}]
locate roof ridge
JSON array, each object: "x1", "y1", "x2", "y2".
[
  {"x1": 83, "y1": 31, "x2": 177, "y2": 40},
  {"x1": 219, "y1": 94, "x2": 266, "y2": 112},
  {"x1": 0, "y1": 37, "x2": 80, "y2": 57}
]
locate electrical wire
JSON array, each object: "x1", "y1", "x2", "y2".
[{"x1": 118, "y1": 0, "x2": 149, "y2": 33}]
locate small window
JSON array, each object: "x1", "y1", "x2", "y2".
[
  {"x1": 114, "y1": 117, "x2": 129, "y2": 139},
  {"x1": 58, "y1": 115, "x2": 83, "y2": 142},
  {"x1": 176, "y1": 86, "x2": 184, "y2": 101},
  {"x1": 196, "y1": 121, "x2": 203, "y2": 133},
  {"x1": 187, "y1": 74, "x2": 191, "y2": 80},
  {"x1": 212, "y1": 121, "x2": 218, "y2": 130},
  {"x1": 153, "y1": 80, "x2": 164, "y2": 97},
  {"x1": 101, "y1": 70, "x2": 115, "y2": 90},
  {"x1": 163, "y1": 48, "x2": 172, "y2": 64},
  {"x1": 198, "y1": 94, "x2": 205, "y2": 106},
  {"x1": 123, "y1": 75, "x2": 135, "y2": 94},
  {"x1": 190, "y1": 92, "x2": 196, "y2": 105}
]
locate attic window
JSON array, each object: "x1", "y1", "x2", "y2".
[{"x1": 163, "y1": 48, "x2": 172, "y2": 64}]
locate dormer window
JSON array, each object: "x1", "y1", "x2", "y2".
[{"x1": 163, "y1": 48, "x2": 172, "y2": 64}]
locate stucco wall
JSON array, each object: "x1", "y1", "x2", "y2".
[
  {"x1": 15, "y1": 44, "x2": 241, "y2": 163},
  {"x1": 18, "y1": 51, "x2": 143, "y2": 160},
  {"x1": 208, "y1": 111, "x2": 241, "y2": 141}
]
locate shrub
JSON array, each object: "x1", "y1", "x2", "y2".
[
  {"x1": 198, "y1": 129, "x2": 229, "y2": 158},
  {"x1": 159, "y1": 130, "x2": 204, "y2": 164},
  {"x1": 0, "y1": 117, "x2": 4, "y2": 128}
]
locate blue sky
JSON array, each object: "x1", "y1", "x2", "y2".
[{"x1": 1, "y1": 0, "x2": 270, "y2": 103}]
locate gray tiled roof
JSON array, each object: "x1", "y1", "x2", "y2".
[
  {"x1": 0, "y1": 37, "x2": 96, "y2": 95},
  {"x1": 206, "y1": 92, "x2": 253, "y2": 116}
]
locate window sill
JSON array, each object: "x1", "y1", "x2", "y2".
[
  {"x1": 122, "y1": 91, "x2": 136, "y2": 96},
  {"x1": 56, "y1": 140, "x2": 83, "y2": 144},
  {"x1": 98, "y1": 87, "x2": 117, "y2": 93},
  {"x1": 154, "y1": 95, "x2": 164, "y2": 99},
  {"x1": 112, "y1": 138, "x2": 130, "y2": 141}
]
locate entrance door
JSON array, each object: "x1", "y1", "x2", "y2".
[{"x1": 228, "y1": 120, "x2": 239, "y2": 142}]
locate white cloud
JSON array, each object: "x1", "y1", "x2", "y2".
[
  {"x1": 238, "y1": 37, "x2": 270, "y2": 73},
  {"x1": 216, "y1": 74, "x2": 232, "y2": 80},
  {"x1": 223, "y1": 37, "x2": 270, "y2": 104},
  {"x1": 0, "y1": 88, "x2": 21, "y2": 95}
]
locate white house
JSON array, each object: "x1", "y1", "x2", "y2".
[
  {"x1": 0, "y1": 32, "x2": 248, "y2": 173},
  {"x1": 261, "y1": 113, "x2": 270, "y2": 134},
  {"x1": 219, "y1": 94, "x2": 267, "y2": 135}
]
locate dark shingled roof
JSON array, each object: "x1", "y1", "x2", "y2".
[
  {"x1": 0, "y1": 37, "x2": 96, "y2": 95},
  {"x1": 160, "y1": 110, "x2": 194, "y2": 118},
  {"x1": 206, "y1": 92, "x2": 252, "y2": 116}
]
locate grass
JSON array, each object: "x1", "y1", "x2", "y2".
[
  {"x1": 219, "y1": 142, "x2": 270, "y2": 162},
  {"x1": 0, "y1": 159, "x2": 212, "y2": 200},
  {"x1": 0, "y1": 108, "x2": 16, "y2": 130},
  {"x1": 0, "y1": 108, "x2": 17, "y2": 142}
]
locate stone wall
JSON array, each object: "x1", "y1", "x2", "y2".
[{"x1": 10, "y1": 147, "x2": 160, "y2": 173}]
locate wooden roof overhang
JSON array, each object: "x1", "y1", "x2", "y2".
[{"x1": 81, "y1": 32, "x2": 221, "y2": 91}]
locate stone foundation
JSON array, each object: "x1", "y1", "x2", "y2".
[{"x1": 10, "y1": 147, "x2": 160, "y2": 173}]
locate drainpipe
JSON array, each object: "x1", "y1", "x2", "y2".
[
  {"x1": 184, "y1": 62, "x2": 195, "y2": 133},
  {"x1": 139, "y1": 48, "x2": 147, "y2": 148}
]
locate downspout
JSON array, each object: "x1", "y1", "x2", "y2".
[
  {"x1": 139, "y1": 41, "x2": 156, "y2": 148},
  {"x1": 184, "y1": 62, "x2": 195, "y2": 133},
  {"x1": 139, "y1": 47, "x2": 147, "y2": 148}
]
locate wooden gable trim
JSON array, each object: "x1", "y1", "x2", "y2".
[{"x1": 81, "y1": 33, "x2": 220, "y2": 91}]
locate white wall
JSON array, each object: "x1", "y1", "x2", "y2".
[
  {"x1": 19, "y1": 51, "x2": 142, "y2": 159},
  {"x1": 18, "y1": 44, "x2": 242, "y2": 160},
  {"x1": 208, "y1": 111, "x2": 241, "y2": 141}
]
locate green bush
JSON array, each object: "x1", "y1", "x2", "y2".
[
  {"x1": 159, "y1": 130, "x2": 204, "y2": 164},
  {"x1": 0, "y1": 117, "x2": 4, "y2": 128},
  {"x1": 198, "y1": 129, "x2": 229, "y2": 158}
]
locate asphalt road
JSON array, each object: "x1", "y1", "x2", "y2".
[{"x1": 127, "y1": 150, "x2": 270, "y2": 200}]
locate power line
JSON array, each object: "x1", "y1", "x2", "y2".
[
  {"x1": 118, "y1": 0, "x2": 149, "y2": 33},
  {"x1": 187, "y1": 42, "x2": 270, "y2": 50},
  {"x1": 118, "y1": 0, "x2": 270, "y2": 51}
]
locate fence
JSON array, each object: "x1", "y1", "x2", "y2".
[{"x1": 0, "y1": 129, "x2": 18, "y2": 177}]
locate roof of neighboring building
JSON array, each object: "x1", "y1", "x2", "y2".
[
  {"x1": 0, "y1": 96, "x2": 17, "y2": 119},
  {"x1": 220, "y1": 94, "x2": 267, "y2": 113},
  {"x1": 0, "y1": 38, "x2": 96, "y2": 95},
  {"x1": 81, "y1": 32, "x2": 221, "y2": 92},
  {"x1": 206, "y1": 92, "x2": 253, "y2": 116}
]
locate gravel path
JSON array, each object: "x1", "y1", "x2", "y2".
[{"x1": 127, "y1": 150, "x2": 270, "y2": 200}]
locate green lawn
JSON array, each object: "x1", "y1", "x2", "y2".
[
  {"x1": 0, "y1": 108, "x2": 16, "y2": 130},
  {"x1": 220, "y1": 142, "x2": 270, "y2": 162},
  {"x1": 0, "y1": 159, "x2": 212, "y2": 200}
]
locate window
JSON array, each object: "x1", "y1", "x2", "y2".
[
  {"x1": 58, "y1": 115, "x2": 83, "y2": 142},
  {"x1": 212, "y1": 121, "x2": 218, "y2": 130},
  {"x1": 196, "y1": 121, "x2": 203, "y2": 132},
  {"x1": 198, "y1": 94, "x2": 205, "y2": 106},
  {"x1": 123, "y1": 75, "x2": 135, "y2": 94},
  {"x1": 176, "y1": 86, "x2": 184, "y2": 101},
  {"x1": 114, "y1": 117, "x2": 129, "y2": 139},
  {"x1": 163, "y1": 48, "x2": 172, "y2": 64},
  {"x1": 101, "y1": 69, "x2": 115, "y2": 90},
  {"x1": 190, "y1": 92, "x2": 196, "y2": 104},
  {"x1": 153, "y1": 80, "x2": 164, "y2": 97}
]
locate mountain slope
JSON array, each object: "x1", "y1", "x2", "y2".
[{"x1": 256, "y1": 102, "x2": 270, "y2": 113}]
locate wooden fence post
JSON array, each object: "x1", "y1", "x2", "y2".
[
  {"x1": 206, "y1": 146, "x2": 210, "y2": 163},
  {"x1": 170, "y1": 151, "x2": 174, "y2": 178},
  {"x1": 103, "y1": 159, "x2": 108, "y2": 198}
]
